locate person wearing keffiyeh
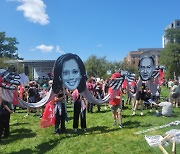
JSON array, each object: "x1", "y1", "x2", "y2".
[
  {"x1": 54, "y1": 89, "x2": 67, "y2": 134},
  {"x1": 72, "y1": 89, "x2": 87, "y2": 133}
]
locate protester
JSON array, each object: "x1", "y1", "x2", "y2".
[
  {"x1": 170, "y1": 80, "x2": 180, "y2": 107},
  {"x1": 54, "y1": 89, "x2": 67, "y2": 134},
  {"x1": 168, "y1": 79, "x2": 174, "y2": 90},
  {"x1": 39, "y1": 80, "x2": 53, "y2": 118},
  {"x1": 126, "y1": 79, "x2": 137, "y2": 107},
  {"x1": 154, "y1": 98, "x2": 172, "y2": 117},
  {"x1": 109, "y1": 88, "x2": 123, "y2": 128},
  {"x1": 86, "y1": 78, "x2": 95, "y2": 113},
  {"x1": 102, "y1": 79, "x2": 110, "y2": 109},
  {"x1": 72, "y1": 89, "x2": 87, "y2": 133},
  {"x1": 94, "y1": 82, "x2": 103, "y2": 112},
  {"x1": 132, "y1": 82, "x2": 147, "y2": 116},
  {"x1": 0, "y1": 97, "x2": 13, "y2": 141},
  {"x1": 24, "y1": 81, "x2": 37, "y2": 117}
]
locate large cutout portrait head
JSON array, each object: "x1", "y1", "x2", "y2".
[
  {"x1": 52, "y1": 53, "x2": 87, "y2": 94},
  {"x1": 138, "y1": 56, "x2": 155, "y2": 81}
]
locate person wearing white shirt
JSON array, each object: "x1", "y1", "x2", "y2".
[{"x1": 154, "y1": 98, "x2": 172, "y2": 117}]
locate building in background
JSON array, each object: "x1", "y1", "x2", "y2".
[
  {"x1": 123, "y1": 48, "x2": 162, "y2": 67},
  {"x1": 162, "y1": 19, "x2": 180, "y2": 48},
  {"x1": 123, "y1": 20, "x2": 180, "y2": 67},
  {"x1": 6, "y1": 60, "x2": 55, "y2": 82}
]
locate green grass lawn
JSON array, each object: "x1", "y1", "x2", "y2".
[{"x1": 0, "y1": 86, "x2": 180, "y2": 154}]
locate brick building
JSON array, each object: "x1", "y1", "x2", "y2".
[{"x1": 123, "y1": 48, "x2": 162, "y2": 67}]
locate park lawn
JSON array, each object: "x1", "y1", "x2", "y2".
[{"x1": 0, "y1": 86, "x2": 180, "y2": 154}]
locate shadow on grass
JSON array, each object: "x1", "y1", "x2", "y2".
[
  {"x1": 0, "y1": 128, "x2": 36, "y2": 145},
  {"x1": 4, "y1": 126, "x2": 120, "y2": 153},
  {"x1": 66, "y1": 116, "x2": 73, "y2": 121},
  {"x1": 122, "y1": 106, "x2": 129, "y2": 110},
  {"x1": 38, "y1": 126, "x2": 119, "y2": 153},
  {"x1": 171, "y1": 111, "x2": 178, "y2": 117},
  {"x1": 93, "y1": 110, "x2": 111, "y2": 113},
  {"x1": 11, "y1": 122, "x2": 30, "y2": 126},
  {"x1": 35, "y1": 139, "x2": 60, "y2": 154},
  {"x1": 123, "y1": 120, "x2": 152, "y2": 129},
  {"x1": 9, "y1": 138, "x2": 63, "y2": 154},
  {"x1": 61, "y1": 126, "x2": 120, "y2": 136},
  {"x1": 123, "y1": 114, "x2": 133, "y2": 118},
  {"x1": 10, "y1": 149, "x2": 34, "y2": 154},
  {"x1": 87, "y1": 125, "x2": 119, "y2": 134}
]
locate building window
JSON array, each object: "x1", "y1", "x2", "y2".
[
  {"x1": 171, "y1": 23, "x2": 174, "y2": 28},
  {"x1": 177, "y1": 21, "x2": 180, "y2": 27}
]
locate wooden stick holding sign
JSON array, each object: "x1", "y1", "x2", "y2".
[
  {"x1": 172, "y1": 141, "x2": 176, "y2": 154},
  {"x1": 158, "y1": 134, "x2": 172, "y2": 154},
  {"x1": 159, "y1": 144, "x2": 169, "y2": 154},
  {"x1": 161, "y1": 134, "x2": 172, "y2": 144}
]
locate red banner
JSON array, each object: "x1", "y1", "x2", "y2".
[{"x1": 40, "y1": 99, "x2": 55, "y2": 128}]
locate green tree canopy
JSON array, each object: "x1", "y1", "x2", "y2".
[
  {"x1": 84, "y1": 55, "x2": 111, "y2": 79},
  {"x1": 0, "y1": 32, "x2": 21, "y2": 59},
  {"x1": 121, "y1": 61, "x2": 138, "y2": 74},
  {"x1": 84, "y1": 55, "x2": 138, "y2": 79},
  {"x1": 160, "y1": 43, "x2": 180, "y2": 79},
  {"x1": 165, "y1": 28, "x2": 180, "y2": 44},
  {"x1": 160, "y1": 28, "x2": 180, "y2": 79}
]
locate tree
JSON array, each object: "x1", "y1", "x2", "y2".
[
  {"x1": 0, "y1": 32, "x2": 21, "y2": 59},
  {"x1": 160, "y1": 43, "x2": 180, "y2": 79},
  {"x1": 84, "y1": 55, "x2": 138, "y2": 79},
  {"x1": 84, "y1": 55, "x2": 110, "y2": 79},
  {"x1": 160, "y1": 28, "x2": 180, "y2": 79},
  {"x1": 106, "y1": 61, "x2": 122, "y2": 76},
  {"x1": 165, "y1": 28, "x2": 180, "y2": 44},
  {"x1": 121, "y1": 61, "x2": 138, "y2": 74}
]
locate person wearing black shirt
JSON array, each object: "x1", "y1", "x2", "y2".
[
  {"x1": 132, "y1": 82, "x2": 147, "y2": 116},
  {"x1": 0, "y1": 98, "x2": 13, "y2": 140},
  {"x1": 54, "y1": 89, "x2": 66, "y2": 134},
  {"x1": 72, "y1": 89, "x2": 87, "y2": 132}
]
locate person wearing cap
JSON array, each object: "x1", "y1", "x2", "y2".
[
  {"x1": 108, "y1": 72, "x2": 123, "y2": 128},
  {"x1": 109, "y1": 88, "x2": 123, "y2": 128}
]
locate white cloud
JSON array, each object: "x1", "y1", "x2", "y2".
[
  {"x1": 32, "y1": 44, "x2": 66, "y2": 54},
  {"x1": 35, "y1": 44, "x2": 54, "y2": 53},
  {"x1": 55, "y1": 45, "x2": 66, "y2": 54},
  {"x1": 96, "y1": 43, "x2": 103, "y2": 48},
  {"x1": 14, "y1": 0, "x2": 49, "y2": 25}
]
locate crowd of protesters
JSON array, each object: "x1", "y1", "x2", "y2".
[{"x1": 0, "y1": 75, "x2": 180, "y2": 140}]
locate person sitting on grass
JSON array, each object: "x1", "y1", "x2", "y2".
[{"x1": 154, "y1": 98, "x2": 172, "y2": 117}]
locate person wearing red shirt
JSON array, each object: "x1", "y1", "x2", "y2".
[{"x1": 109, "y1": 89, "x2": 123, "y2": 128}]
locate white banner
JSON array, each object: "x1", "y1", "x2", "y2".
[{"x1": 34, "y1": 67, "x2": 52, "y2": 79}]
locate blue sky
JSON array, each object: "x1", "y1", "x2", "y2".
[{"x1": 0, "y1": 0, "x2": 179, "y2": 62}]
